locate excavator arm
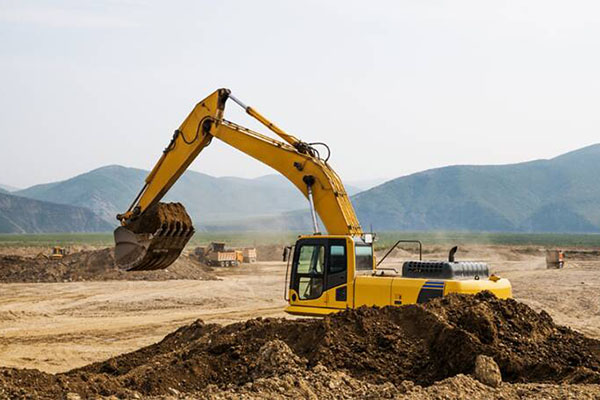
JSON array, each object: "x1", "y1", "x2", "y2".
[{"x1": 115, "y1": 89, "x2": 362, "y2": 271}]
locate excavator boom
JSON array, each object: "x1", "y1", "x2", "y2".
[{"x1": 115, "y1": 89, "x2": 361, "y2": 270}]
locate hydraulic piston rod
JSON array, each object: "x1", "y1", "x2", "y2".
[{"x1": 303, "y1": 175, "x2": 320, "y2": 234}]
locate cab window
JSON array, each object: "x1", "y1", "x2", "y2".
[
  {"x1": 355, "y1": 245, "x2": 373, "y2": 271},
  {"x1": 329, "y1": 245, "x2": 346, "y2": 273},
  {"x1": 296, "y1": 244, "x2": 324, "y2": 300}
]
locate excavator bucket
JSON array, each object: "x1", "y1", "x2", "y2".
[{"x1": 114, "y1": 202, "x2": 195, "y2": 271}]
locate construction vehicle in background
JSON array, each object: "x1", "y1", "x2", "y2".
[
  {"x1": 242, "y1": 248, "x2": 257, "y2": 263},
  {"x1": 194, "y1": 244, "x2": 257, "y2": 266},
  {"x1": 50, "y1": 246, "x2": 67, "y2": 259},
  {"x1": 114, "y1": 88, "x2": 512, "y2": 316},
  {"x1": 195, "y1": 242, "x2": 240, "y2": 267},
  {"x1": 546, "y1": 250, "x2": 565, "y2": 269},
  {"x1": 50, "y1": 246, "x2": 67, "y2": 260},
  {"x1": 36, "y1": 246, "x2": 68, "y2": 260}
]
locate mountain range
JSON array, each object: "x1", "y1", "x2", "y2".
[
  {"x1": 1, "y1": 144, "x2": 599, "y2": 233},
  {"x1": 0, "y1": 192, "x2": 111, "y2": 233},
  {"x1": 352, "y1": 144, "x2": 600, "y2": 233}
]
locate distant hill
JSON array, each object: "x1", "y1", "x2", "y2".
[
  {"x1": 352, "y1": 144, "x2": 600, "y2": 233},
  {"x1": 0, "y1": 184, "x2": 19, "y2": 192},
  {"x1": 0, "y1": 192, "x2": 112, "y2": 233},
  {"x1": 15, "y1": 166, "x2": 338, "y2": 227}
]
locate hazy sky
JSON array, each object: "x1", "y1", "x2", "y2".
[{"x1": 1, "y1": 1, "x2": 599, "y2": 188}]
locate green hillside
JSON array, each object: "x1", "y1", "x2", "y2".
[
  {"x1": 0, "y1": 193, "x2": 112, "y2": 233},
  {"x1": 352, "y1": 144, "x2": 600, "y2": 233}
]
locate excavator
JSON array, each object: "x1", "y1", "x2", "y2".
[{"x1": 114, "y1": 88, "x2": 512, "y2": 316}]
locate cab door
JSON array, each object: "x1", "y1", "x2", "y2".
[
  {"x1": 325, "y1": 238, "x2": 349, "y2": 309},
  {"x1": 289, "y1": 239, "x2": 328, "y2": 308}
]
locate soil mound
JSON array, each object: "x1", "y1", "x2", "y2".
[
  {"x1": 0, "y1": 248, "x2": 217, "y2": 283},
  {"x1": 1, "y1": 293, "x2": 599, "y2": 398}
]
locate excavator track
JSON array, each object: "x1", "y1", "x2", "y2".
[{"x1": 114, "y1": 202, "x2": 194, "y2": 271}]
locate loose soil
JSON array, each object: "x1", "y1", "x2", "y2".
[
  {"x1": 1, "y1": 293, "x2": 599, "y2": 399},
  {"x1": 0, "y1": 248, "x2": 217, "y2": 283},
  {"x1": 125, "y1": 202, "x2": 193, "y2": 235}
]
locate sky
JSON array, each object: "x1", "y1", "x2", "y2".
[{"x1": 1, "y1": 0, "x2": 599, "y2": 188}]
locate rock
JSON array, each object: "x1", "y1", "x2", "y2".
[
  {"x1": 255, "y1": 339, "x2": 304, "y2": 375},
  {"x1": 66, "y1": 393, "x2": 81, "y2": 400},
  {"x1": 474, "y1": 355, "x2": 502, "y2": 388}
]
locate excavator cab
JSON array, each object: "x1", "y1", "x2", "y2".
[{"x1": 286, "y1": 235, "x2": 374, "y2": 315}]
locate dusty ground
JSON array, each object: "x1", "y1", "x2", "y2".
[
  {"x1": 0, "y1": 243, "x2": 598, "y2": 398},
  {"x1": 0, "y1": 261, "x2": 287, "y2": 373}
]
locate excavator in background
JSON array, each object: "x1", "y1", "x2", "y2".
[
  {"x1": 35, "y1": 246, "x2": 68, "y2": 260},
  {"x1": 114, "y1": 88, "x2": 512, "y2": 316},
  {"x1": 50, "y1": 246, "x2": 67, "y2": 259}
]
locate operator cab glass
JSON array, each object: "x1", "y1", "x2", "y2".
[
  {"x1": 296, "y1": 244, "x2": 325, "y2": 300},
  {"x1": 290, "y1": 238, "x2": 349, "y2": 301},
  {"x1": 355, "y1": 245, "x2": 374, "y2": 271},
  {"x1": 354, "y1": 237, "x2": 374, "y2": 273}
]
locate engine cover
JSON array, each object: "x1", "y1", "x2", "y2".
[{"x1": 402, "y1": 260, "x2": 489, "y2": 280}]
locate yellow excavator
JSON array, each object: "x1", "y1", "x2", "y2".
[{"x1": 115, "y1": 88, "x2": 512, "y2": 316}]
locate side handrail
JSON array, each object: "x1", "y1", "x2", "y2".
[
  {"x1": 283, "y1": 245, "x2": 293, "y2": 301},
  {"x1": 376, "y1": 240, "x2": 423, "y2": 267}
]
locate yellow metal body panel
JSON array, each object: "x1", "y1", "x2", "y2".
[
  {"x1": 353, "y1": 276, "x2": 393, "y2": 307},
  {"x1": 286, "y1": 304, "x2": 342, "y2": 317},
  {"x1": 389, "y1": 277, "x2": 426, "y2": 305},
  {"x1": 285, "y1": 272, "x2": 513, "y2": 316},
  {"x1": 287, "y1": 289, "x2": 331, "y2": 313},
  {"x1": 444, "y1": 278, "x2": 512, "y2": 299}
]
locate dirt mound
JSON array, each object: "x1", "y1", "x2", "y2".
[
  {"x1": 0, "y1": 293, "x2": 599, "y2": 398},
  {"x1": 0, "y1": 248, "x2": 217, "y2": 283}
]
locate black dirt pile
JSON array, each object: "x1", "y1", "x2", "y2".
[
  {"x1": 1, "y1": 293, "x2": 599, "y2": 399},
  {"x1": 0, "y1": 248, "x2": 217, "y2": 283}
]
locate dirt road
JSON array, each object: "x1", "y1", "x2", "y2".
[{"x1": 0, "y1": 244, "x2": 598, "y2": 375}]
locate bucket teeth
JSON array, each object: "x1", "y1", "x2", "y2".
[{"x1": 114, "y1": 202, "x2": 195, "y2": 271}]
